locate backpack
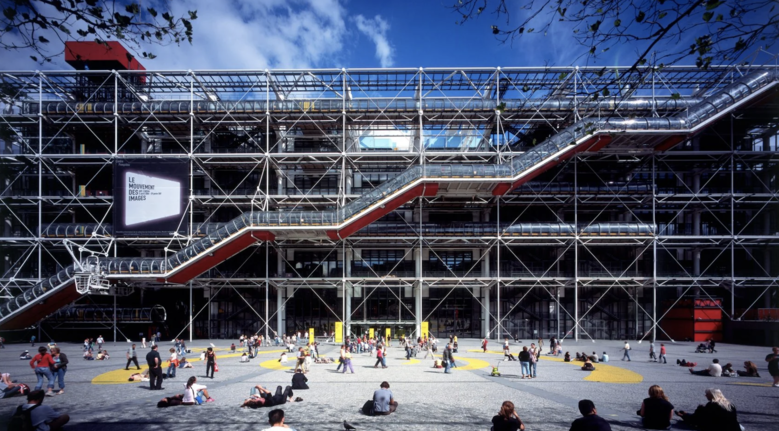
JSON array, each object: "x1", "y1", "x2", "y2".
[{"x1": 8, "y1": 404, "x2": 38, "y2": 431}]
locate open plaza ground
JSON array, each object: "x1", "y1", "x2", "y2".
[{"x1": 0, "y1": 338, "x2": 776, "y2": 430}]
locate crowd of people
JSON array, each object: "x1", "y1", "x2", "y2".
[{"x1": 3, "y1": 333, "x2": 778, "y2": 430}]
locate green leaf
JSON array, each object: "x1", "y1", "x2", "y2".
[
  {"x1": 670, "y1": 93, "x2": 681, "y2": 100},
  {"x1": 522, "y1": 84, "x2": 530, "y2": 92},
  {"x1": 76, "y1": 29, "x2": 88, "y2": 37},
  {"x1": 162, "y1": 12, "x2": 173, "y2": 22},
  {"x1": 715, "y1": 14, "x2": 723, "y2": 21},
  {"x1": 589, "y1": 46, "x2": 596, "y2": 54},
  {"x1": 147, "y1": 7, "x2": 157, "y2": 17},
  {"x1": 734, "y1": 38, "x2": 747, "y2": 51},
  {"x1": 491, "y1": 25, "x2": 499, "y2": 34},
  {"x1": 614, "y1": 19, "x2": 621, "y2": 27},
  {"x1": 636, "y1": 11, "x2": 645, "y2": 22},
  {"x1": 59, "y1": 24, "x2": 70, "y2": 35},
  {"x1": 3, "y1": 7, "x2": 16, "y2": 20},
  {"x1": 589, "y1": 20, "x2": 601, "y2": 32},
  {"x1": 703, "y1": 11, "x2": 713, "y2": 22},
  {"x1": 658, "y1": 12, "x2": 667, "y2": 19},
  {"x1": 638, "y1": 59, "x2": 647, "y2": 66},
  {"x1": 705, "y1": 0, "x2": 724, "y2": 11},
  {"x1": 602, "y1": 88, "x2": 610, "y2": 97},
  {"x1": 559, "y1": 72, "x2": 569, "y2": 80},
  {"x1": 125, "y1": 3, "x2": 140, "y2": 14},
  {"x1": 595, "y1": 67, "x2": 606, "y2": 77},
  {"x1": 30, "y1": 55, "x2": 38, "y2": 62},
  {"x1": 188, "y1": 10, "x2": 198, "y2": 20},
  {"x1": 147, "y1": 53, "x2": 157, "y2": 59},
  {"x1": 38, "y1": 36, "x2": 49, "y2": 43}
]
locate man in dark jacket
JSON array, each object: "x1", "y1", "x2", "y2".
[
  {"x1": 442, "y1": 344, "x2": 454, "y2": 374},
  {"x1": 570, "y1": 399, "x2": 611, "y2": 431},
  {"x1": 145, "y1": 345, "x2": 162, "y2": 390}
]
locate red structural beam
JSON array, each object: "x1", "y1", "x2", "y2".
[
  {"x1": 1, "y1": 283, "x2": 82, "y2": 330},
  {"x1": 493, "y1": 135, "x2": 611, "y2": 196},
  {"x1": 162, "y1": 231, "x2": 275, "y2": 284},
  {"x1": 327, "y1": 183, "x2": 439, "y2": 240},
  {"x1": 65, "y1": 41, "x2": 146, "y2": 71}
]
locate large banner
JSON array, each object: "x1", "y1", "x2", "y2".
[{"x1": 113, "y1": 159, "x2": 187, "y2": 236}]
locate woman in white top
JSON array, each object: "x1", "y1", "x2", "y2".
[
  {"x1": 181, "y1": 376, "x2": 214, "y2": 404},
  {"x1": 167, "y1": 348, "x2": 178, "y2": 378}
]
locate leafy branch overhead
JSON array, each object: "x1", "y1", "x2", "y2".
[
  {"x1": 1, "y1": 0, "x2": 197, "y2": 63},
  {"x1": 452, "y1": 0, "x2": 778, "y2": 71}
]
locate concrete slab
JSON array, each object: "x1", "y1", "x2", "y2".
[{"x1": 0, "y1": 338, "x2": 776, "y2": 430}]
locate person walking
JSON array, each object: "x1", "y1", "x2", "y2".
[
  {"x1": 30, "y1": 335, "x2": 36, "y2": 346},
  {"x1": 482, "y1": 337, "x2": 489, "y2": 353},
  {"x1": 442, "y1": 343, "x2": 454, "y2": 374},
  {"x1": 294, "y1": 347, "x2": 305, "y2": 373},
  {"x1": 764, "y1": 346, "x2": 779, "y2": 387},
  {"x1": 146, "y1": 345, "x2": 163, "y2": 390},
  {"x1": 658, "y1": 343, "x2": 667, "y2": 364},
  {"x1": 126, "y1": 344, "x2": 141, "y2": 370},
  {"x1": 374, "y1": 345, "x2": 386, "y2": 368},
  {"x1": 29, "y1": 346, "x2": 55, "y2": 396},
  {"x1": 96, "y1": 335, "x2": 104, "y2": 351},
  {"x1": 622, "y1": 341, "x2": 632, "y2": 361},
  {"x1": 519, "y1": 346, "x2": 532, "y2": 379},
  {"x1": 341, "y1": 348, "x2": 354, "y2": 373},
  {"x1": 205, "y1": 347, "x2": 216, "y2": 379},
  {"x1": 166, "y1": 348, "x2": 178, "y2": 378},
  {"x1": 50, "y1": 347, "x2": 68, "y2": 395}
]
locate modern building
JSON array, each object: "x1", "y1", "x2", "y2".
[{"x1": 1, "y1": 43, "x2": 777, "y2": 343}]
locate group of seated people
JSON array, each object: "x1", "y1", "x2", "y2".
[
  {"x1": 688, "y1": 358, "x2": 761, "y2": 377},
  {"x1": 636, "y1": 385, "x2": 741, "y2": 431},
  {"x1": 82, "y1": 349, "x2": 110, "y2": 360}
]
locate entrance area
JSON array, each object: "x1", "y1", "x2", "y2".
[{"x1": 350, "y1": 320, "x2": 417, "y2": 340}]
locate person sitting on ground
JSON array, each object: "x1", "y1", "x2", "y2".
[
  {"x1": 575, "y1": 352, "x2": 583, "y2": 361},
  {"x1": 83, "y1": 350, "x2": 94, "y2": 360},
  {"x1": 96, "y1": 350, "x2": 106, "y2": 360},
  {"x1": 178, "y1": 356, "x2": 192, "y2": 369},
  {"x1": 600, "y1": 352, "x2": 609, "y2": 362},
  {"x1": 721, "y1": 363, "x2": 736, "y2": 377},
  {"x1": 19, "y1": 389, "x2": 69, "y2": 431},
  {"x1": 242, "y1": 385, "x2": 273, "y2": 408},
  {"x1": 240, "y1": 352, "x2": 250, "y2": 363},
  {"x1": 19, "y1": 350, "x2": 31, "y2": 360},
  {"x1": 589, "y1": 352, "x2": 599, "y2": 363},
  {"x1": 676, "y1": 388, "x2": 741, "y2": 431},
  {"x1": 637, "y1": 384, "x2": 674, "y2": 430},
  {"x1": 0, "y1": 373, "x2": 23, "y2": 398},
  {"x1": 564, "y1": 351, "x2": 571, "y2": 362},
  {"x1": 736, "y1": 361, "x2": 760, "y2": 377},
  {"x1": 677, "y1": 359, "x2": 697, "y2": 367},
  {"x1": 690, "y1": 358, "x2": 722, "y2": 377},
  {"x1": 230, "y1": 343, "x2": 236, "y2": 353},
  {"x1": 181, "y1": 376, "x2": 214, "y2": 405},
  {"x1": 291, "y1": 369, "x2": 308, "y2": 390},
  {"x1": 581, "y1": 357, "x2": 596, "y2": 371},
  {"x1": 157, "y1": 394, "x2": 185, "y2": 408},
  {"x1": 491, "y1": 400, "x2": 525, "y2": 431},
  {"x1": 262, "y1": 408, "x2": 298, "y2": 431},
  {"x1": 362, "y1": 381, "x2": 398, "y2": 416},
  {"x1": 570, "y1": 399, "x2": 611, "y2": 431}
]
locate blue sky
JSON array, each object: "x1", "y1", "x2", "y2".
[
  {"x1": 1, "y1": 0, "x2": 772, "y2": 71},
  {"x1": 0, "y1": 0, "x2": 620, "y2": 71}
]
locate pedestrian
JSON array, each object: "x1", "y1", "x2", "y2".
[
  {"x1": 622, "y1": 341, "x2": 632, "y2": 361},
  {"x1": 442, "y1": 343, "x2": 454, "y2": 374},
  {"x1": 180, "y1": 338, "x2": 187, "y2": 354},
  {"x1": 50, "y1": 347, "x2": 68, "y2": 395},
  {"x1": 30, "y1": 335, "x2": 36, "y2": 346},
  {"x1": 764, "y1": 346, "x2": 779, "y2": 387},
  {"x1": 97, "y1": 335, "x2": 104, "y2": 351},
  {"x1": 530, "y1": 343, "x2": 539, "y2": 378},
  {"x1": 167, "y1": 348, "x2": 178, "y2": 378},
  {"x1": 0, "y1": 336, "x2": 5, "y2": 348},
  {"x1": 374, "y1": 344, "x2": 386, "y2": 368},
  {"x1": 29, "y1": 346, "x2": 55, "y2": 396},
  {"x1": 659, "y1": 343, "x2": 667, "y2": 364},
  {"x1": 205, "y1": 347, "x2": 216, "y2": 379},
  {"x1": 482, "y1": 337, "x2": 488, "y2": 353},
  {"x1": 549, "y1": 336, "x2": 556, "y2": 354},
  {"x1": 570, "y1": 399, "x2": 611, "y2": 431},
  {"x1": 342, "y1": 348, "x2": 354, "y2": 374},
  {"x1": 519, "y1": 346, "x2": 532, "y2": 379},
  {"x1": 649, "y1": 341, "x2": 657, "y2": 362},
  {"x1": 141, "y1": 334, "x2": 147, "y2": 349},
  {"x1": 125, "y1": 344, "x2": 141, "y2": 370},
  {"x1": 294, "y1": 347, "x2": 305, "y2": 373},
  {"x1": 19, "y1": 390, "x2": 70, "y2": 431},
  {"x1": 146, "y1": 345, "x2": 163, "y2": 390}
]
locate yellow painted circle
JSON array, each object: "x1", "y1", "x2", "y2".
[
  {"x1": 541, "y1": 356, "x2": 643, "y2": 384},
  {"x1": 452, "y1": 356, "x2": 491, "y2": 370},
  {"x1": 92, "y1": 349, "x2": 285, "y2": 385},
  {"x1": 260, "y1": 359, "x2": 292, "y2": 370}
]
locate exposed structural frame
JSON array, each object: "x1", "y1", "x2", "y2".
[{"x1": 0, "y1": 63, "x2": 778, "y2": 343}]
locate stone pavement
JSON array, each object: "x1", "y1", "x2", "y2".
[{"x1": 0, "y1": 338, "x2": 776, "y2": 430}]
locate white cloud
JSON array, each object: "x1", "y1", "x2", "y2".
[{"x1": 353, "y1": 14, "x2": 394, "y2": 68}]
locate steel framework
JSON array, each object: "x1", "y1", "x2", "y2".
[{"x1": 0, "y1": 63, "x2": 777, "y2": 342}]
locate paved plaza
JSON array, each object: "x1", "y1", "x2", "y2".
[{"x1": 0, "y1": 338, "x2": 776, "y2": 430}]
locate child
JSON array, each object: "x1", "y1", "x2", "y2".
[{"x1": 230, "y1": 343, "x2": 236, "y2": 353}]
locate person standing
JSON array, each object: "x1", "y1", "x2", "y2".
[
  {"x1": 294, "y1": 347, "x2": 305, "y2": 373},
  {"x1": 96, "y1": 335, "x2": 104, "y2": 351},
  {"x1": 649, "y1": 341, "x2": 657, "y2": 362},
  {"x1": 570, "y1": 399, "x2": 611, "y2": 431},
  {"x1": 146, "y1": 345, "x2": 163, "y2": 390},
  {"x1": 518, "y1": 346, "x2": 532, "y2": 379},
  {"x1": 764, "y1": 346, "x2": 779, "y2": 387},
  {"x1": 205, "y1": 347, "x2": 216, "y2": 379},
  {"x1": 482, "y1": 337, "x2": 489, "y2": 353},
  {"x1": 30, "y1": 335, "x2": 36, "y2": 346},
  {"x1": 50, "y1": 347, "x2": 68, "y2": 395},
  {"x1": 20, "y1": 390, "x2": 70, "y2": 431},
  {"x1": 530, "y1": 343, "x2": 539, "y2": 378},
  {"x1": 549, "y1": 337, "x2": 556, "y2": 355},
  {"x1": 622, "y1": 341, "x2": 632, "y2": 361},
  {"x1": 658, "y1": 343, "x2": 667, "y2": 364},
  {"x1": 341, "y1": 348, "x2": 354, "y2": 374},
  {"x1": 125, "y1": 344, "x2": 141, "y2": 370},
  {"x1": 442, "y1": 343, "x2": 454, "y2": 374},
  {"x1": 167, "y1": 348, "x2": 178, "y2": 378},
  {"x1": 29, "y1": 346, "x2": 55, "y2": 396}
]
